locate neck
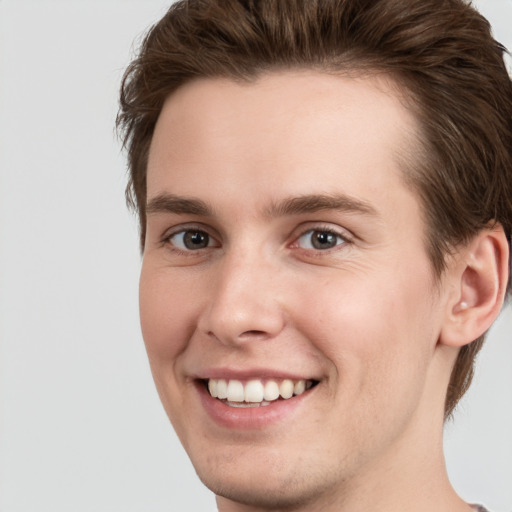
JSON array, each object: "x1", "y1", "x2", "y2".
[
  {"x1": 216, "y1": 423, "x2": 471, "y2": 512},
  {"x1": 216, "y1": 430, "x2": 470, "y2": 512}
]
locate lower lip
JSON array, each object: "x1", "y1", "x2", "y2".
[{"x1": 195, "y1": 381, "x2": 313, "y2": 430}]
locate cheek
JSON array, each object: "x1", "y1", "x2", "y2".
[
  {"x1": 139, "y1": 263, "x2": 200, "y2": 364},
  {"x1": 294, "y1": 267, "x2": 437, "y2": 394}
]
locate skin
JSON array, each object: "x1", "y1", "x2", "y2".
[{"x1": 140, "y1": 71, "x2": 481, "y2": 512}]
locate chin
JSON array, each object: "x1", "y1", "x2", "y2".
[
  {"x1": 200, "y1": 472, "x2": 318, "y2": 510},
  {"x1": 192, "y1": 448, "x2": 339, "y2": 511}
]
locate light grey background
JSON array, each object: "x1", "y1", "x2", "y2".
[{"x1": 0, "y1": 1, "x2": 510, "y2": 511}]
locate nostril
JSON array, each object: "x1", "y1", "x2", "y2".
[
  {"x1": 206, "y1": 328, "x2": 273, "y2": 345},
  {"x1": 238, "y1": 330, "x2": 269, "y2": 340}
]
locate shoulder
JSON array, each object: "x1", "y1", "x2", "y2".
[{"x1": 472, "y1": 505, "x2": 491, "y2": 512}]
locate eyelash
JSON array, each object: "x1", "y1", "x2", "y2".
[
  {"x1": 162, "y1": 225, "x2": 219, "y2": 255},
  {"x1": 291, "y1": 226, "x2": 350, "y2": 253},
  {"x1": 161, "y1": 224, "x2": 352, "y2": 255}
]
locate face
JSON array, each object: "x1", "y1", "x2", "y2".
[{"x1": 141, "y1": 72, "x2": 451, "y2": 510}]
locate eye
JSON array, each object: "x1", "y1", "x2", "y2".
[
  {"x1": 296, "y1": 229, "x2": 347, "y2": 250},
  {"x1": 168, "y1": 229, "x2": 217, "y2": 250}
]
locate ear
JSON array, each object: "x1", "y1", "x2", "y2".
[{"x1": 439, "y1": 224, "x2": 509, "y2": 348}]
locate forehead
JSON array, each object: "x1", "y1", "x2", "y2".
[{"x1": 147, "y1": 71, "x2": 421, "y2": 218}]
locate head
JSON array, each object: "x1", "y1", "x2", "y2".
[
  {"x1": 119, "y1": 0, "x2": 512, "y2": 417},
  {"x1": 118, "y1": 0, "x2": 512, "y2": 508}
]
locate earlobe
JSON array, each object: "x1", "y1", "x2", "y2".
[{"x1": 440, "y1": 224, "x2": 509, "y2": 348}]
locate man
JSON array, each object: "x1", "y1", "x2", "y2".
[{"x1": 117, "y1": 0, "x2": 512, "y2": 510}]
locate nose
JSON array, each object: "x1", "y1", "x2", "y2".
[{"x1": 198, "y1": 251, "x2": 286, "y2": 346}]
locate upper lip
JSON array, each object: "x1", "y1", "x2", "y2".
[{"x1": 192, "y1": 367, "x2": 321, "y2": 382}]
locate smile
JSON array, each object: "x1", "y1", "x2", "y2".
[{"x1": 206, "y1": 378, "x2": 316, "y2": 407}]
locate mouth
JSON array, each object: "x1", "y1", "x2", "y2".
[{"x1": 202, "y1": 378, "x2": 319, "y2": 408}]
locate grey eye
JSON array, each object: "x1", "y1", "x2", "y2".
[{"x1": 297, "y1": 230, "x2": 345, "y2": 250}]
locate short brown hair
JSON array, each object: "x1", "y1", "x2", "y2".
[{"x1": 117, "y1": 0, "x2": 512, "y2": 417}]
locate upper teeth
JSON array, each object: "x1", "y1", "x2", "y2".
[{"x1": 208, "y1": 378, "x2": 311, "y2": 403}]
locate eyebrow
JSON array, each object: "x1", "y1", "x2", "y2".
[
  {"x1": 265, "y1": 193, "x2": 378, "y2": 218},
  {"x1": 146, "y1": 194, "x2": 213, "y2": 216},
  {"x1": 145, "y1": 192, "x2": 378, "y2": 218}
]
